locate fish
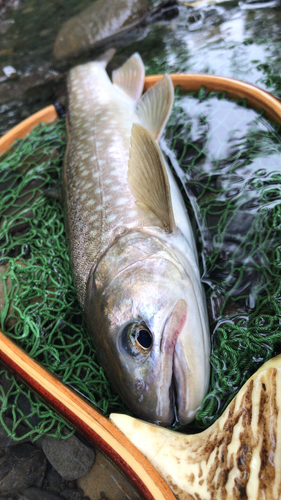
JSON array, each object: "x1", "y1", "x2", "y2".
[
  {"x1": 53, "y1": 0, "x2": 149, "y2": 61},
  {"x1": 110, "y1": 354, "x2": 281, "y2": 499},
  {"x1": 53, "y1": 0, "x2": 179, "y2": 62},
  {"x1": 63, "y1": 50, "x2": 210, "y2": 426}
]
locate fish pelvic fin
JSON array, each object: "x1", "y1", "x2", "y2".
[
  {"x1": 95, "y1": 48, "x2": 116, "y2": 68},
  {"x1": 128, "y1": 124, "x2": 176, "y2": 233},
  {"x1": 112, "y1": 53, "x2": 145, "y2": 103},
  {"x1": 137, "y1": 74, "x2": 174, "y2": 143}
]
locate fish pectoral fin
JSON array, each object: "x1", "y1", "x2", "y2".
[
  {"x1": 128, "y1": 124, "x2": 176, "y2": 233},
  {"x1": 137, "y1": 74, "x2": 174, "y2": 143},
  {"x1": 112, "y1": 53, "x2": 145, "y2": 103}
]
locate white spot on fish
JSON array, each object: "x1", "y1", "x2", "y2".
[
  {"x1": 88, "y1": 200, "x2": 96, "y2": 207},
  {"x1": 89, "y1": 214, "x2": 98, "y2": 222},
  {"x1": 95, "y1": 204, "x2": 102, "y2": 210},
  {"x1": 81, "y1": 193, "x2": 87, "y2": 201},
  {"x1": 116, "y1": 197, "x2": 129, "y2": 206},
  {"x1": 81, "y1": 170, "x2": 90, "y2": 176},
  {"x1": 103, "y1": 195, "x2": 111, "y2": 202},
  {"x1": 90, "y1": 230, "x2": 97, "y2": 238},
  {"x1": 107, "y1": 214, "x2": 117, "y2": 223},
  {"x1": 94, "y1": 187, "x2": 101, "y2": 194}
]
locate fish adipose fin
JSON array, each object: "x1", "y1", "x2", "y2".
[
  {"x1": 137, "y1": 74, "x2": 174, "y2": 143},
  {"x1": 128, "y1": 124, "x2": 176, "y2": 233},
  {"x1": 112, "y1": 53, "x2": 145, "y2": 103},
  {"x1": 95, "y1": 48, "x2": 116, "y2": 68}
]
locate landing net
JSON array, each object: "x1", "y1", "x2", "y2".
[{"x1": 0, "y1": 89, "x2": 280, "y2": 441}]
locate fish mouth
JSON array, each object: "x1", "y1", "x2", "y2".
[
  {"x1": 172, "y1": 345, "x2": 189, "y2": 424},
  {"x1": 162, "y1": 299, "x2": 189, "y2": 424},
  {"x1": 171, "y1": 325, "x2": 206, "y2": 426}
]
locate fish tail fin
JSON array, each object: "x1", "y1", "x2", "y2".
[
  {"x1": 112, "y1": 53, "x2": 145, "y2": 103},
  {"x1": 95, "y1": 48, "x2": 116, "y2": 68}
]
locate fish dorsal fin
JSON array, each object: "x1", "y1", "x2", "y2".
[
  {"x1": 112, "y1": 53, "x2": 145, "y2": 103},
  {"x1": 137, "y1": 74, "x2": 174, "y2": 143},
  {"x1": 128, "y1": 124, "x2": 175, "y2": 233}
]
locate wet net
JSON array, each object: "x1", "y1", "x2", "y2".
[{"x1": 0, "y1": 89, "x2": 281, "y2": 441}]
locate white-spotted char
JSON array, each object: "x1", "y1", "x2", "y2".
[{"x1": 64, "y1": 51, "x2": 210, "y2": 426}]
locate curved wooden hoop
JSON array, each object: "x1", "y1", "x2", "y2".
[
  {"x1": 0, "y1": 105, "x2": 59, "y2": 156},
  {"x1": 0, "y1": 73, "x2": 281, "y2": 499}
]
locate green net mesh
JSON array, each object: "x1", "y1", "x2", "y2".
[
  {"x1": 0, "y1": 89, "x2": 281, "y2": 441},
  {"x1": 165, "y1": 89, "x2": 281, "y2": 429}
]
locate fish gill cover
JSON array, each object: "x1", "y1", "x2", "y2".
[{"x1": 0, "y1": 88, "x2": 281, "y2": 441}]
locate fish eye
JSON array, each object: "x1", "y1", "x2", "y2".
[
  {"x1": 136, "y1": 328, "x2": 152, "y2": 350},
  {"x1": 129, "y1": 324, "x2": 153, "y2": 354},
  {"x1": 121, "y1": 322, "x2": 153, "y2": 356}
]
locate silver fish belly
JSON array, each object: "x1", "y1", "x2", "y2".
[{"x1": 64, "y1": 51, "x2": 210, "y2": 426}]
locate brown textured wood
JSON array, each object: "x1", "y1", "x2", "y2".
[
  {"x1": 0, "y1": 330, "x2": 175, "y2": 500},
  {"x1": 0, "y1": 105, "x2": 59, "y2": 155}
]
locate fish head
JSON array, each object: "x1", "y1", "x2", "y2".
[{"x1": 85, "y1": 232, "x2": 209, "y2": 426}]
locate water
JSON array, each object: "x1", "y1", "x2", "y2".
[{"x1": 0, "y1": 0, "x2": 281, "y2": 135}]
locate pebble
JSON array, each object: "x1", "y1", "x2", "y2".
[
  {"x1": 60, "y1": 488, "x2": 84, "y2": 500},
  {"x1": 42, "y1": 464, "x2": 66, "y2": 495},
  {"x1": 0, "y1": 416, "x2": 31, "y2": 447},
  {"x1": 0, "y1": 443, "x2": 47, "y2": 496},
  {"x1": 42, "y1": 435, "x2": 96, "y2": 481},
  {"x1": 18, "y1": 487, "x2": 62, "y2": 500}
]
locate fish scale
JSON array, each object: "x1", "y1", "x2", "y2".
[{"x1": 64, "y1": 62, "x2": 160, "y2": 304}]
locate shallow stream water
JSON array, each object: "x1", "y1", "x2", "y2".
[{"x1": 0, "y1": 0, "x2": 281, "y2": 135}]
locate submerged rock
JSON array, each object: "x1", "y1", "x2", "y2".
[
  {"x1": 0, "y1": 416, "x2": 31, "y2": 447},
  {"x1": 42, "y1": 465, "x2": 66, "y2": 495},
  {"x1": 78, "y1": 449, "x2": 142, "y2": 500},
  {"x1": 0, "y1": 443, "x2": 47, "y2": 496},
  {"x1": 53, "y1": 0, "x2": 149, "y2": 61},
  {"x1": 18, "y1": 488, "x2": 62, "y2": 500},
  {"x1": 42, "y1": 435, "x2": 96, "y2": 481}
]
